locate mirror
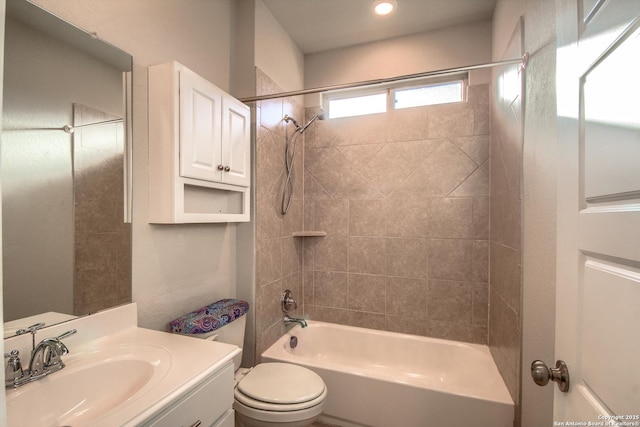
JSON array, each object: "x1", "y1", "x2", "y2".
[{"x1": 2, "y1": 0, "x2": 133, "y2": 338}]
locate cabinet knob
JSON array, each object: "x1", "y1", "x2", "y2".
[
  {"x1": 224, "y1": 166, "x2": 231, "y2": 172},
  {"x1": 217, "y1": 164, "x2": 224, "y2": 171}
]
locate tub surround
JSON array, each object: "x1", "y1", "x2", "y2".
[
  {"x1": 4, "y1": 303, "x2": 240, "y2": 426},
  {"x1": 302, "y1": 84, "x2": 490, "y2": 344}
]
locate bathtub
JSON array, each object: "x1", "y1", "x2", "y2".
[{"x1": 262, "y1": 321, "x2": 513, "y2": 427}]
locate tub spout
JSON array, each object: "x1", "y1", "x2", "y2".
[{"x1": 284, "y1": 315, "x2": 307, "y2": 328}]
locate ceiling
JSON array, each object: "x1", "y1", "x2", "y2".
[{"x1": 262, "y1": 0, "x2": 497, "y2": 54}]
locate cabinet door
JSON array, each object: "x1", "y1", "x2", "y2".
[
  {"x1": 179, "y1": 67, "x2": 224, "y2": 182},
  {"x1": 221, "y1": 97, "x2": 250, "y2": 187}
]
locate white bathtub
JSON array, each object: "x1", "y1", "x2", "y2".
[{"x1": 262, "y1": 321, "x2": 513, "y2": 427}]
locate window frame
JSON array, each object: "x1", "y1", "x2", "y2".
[{"x1": 322, "y1": 73, "x2": 468, "y2": 119}]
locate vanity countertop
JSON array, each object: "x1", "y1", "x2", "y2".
[{"x1": 4, "y1": 303, "x2": 241, "y2": 427}]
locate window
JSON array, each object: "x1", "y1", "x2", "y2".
[
  {"x1": 394, "y1": 81, "x2": 463, "y2": 109},
  {"x1": 323, "y1": 75, "x2": 466, "y2": 119},
  {"x1": 326, "y1": 91, "x2": 387, "y2": 119}
]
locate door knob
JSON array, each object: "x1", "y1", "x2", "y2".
[{"x1": 531, "y1": 360, "x2": 570, "y2": 392}]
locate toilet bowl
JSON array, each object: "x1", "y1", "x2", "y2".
[
  {"x1": 233, "y1": 362, "x2": 326, "y2": 427},
  {"x1": 169, "y1": 299, "x2": 326, "y2": 427}
]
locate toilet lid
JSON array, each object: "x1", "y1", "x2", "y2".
[{"x1": 237, "y1": 363, "x2": 325, "y2": 405}]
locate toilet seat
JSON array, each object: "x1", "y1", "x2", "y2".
[{"x1": 235, "y1": 363, "x2": 326, "y2": 412}]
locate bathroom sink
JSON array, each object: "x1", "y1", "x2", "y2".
[{"x1": 6, "y1": 344, "x2": 172, "y2": 427}]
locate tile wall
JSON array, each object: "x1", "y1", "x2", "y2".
[
  {"x1": 254, "y1": 68, "x2": 305, "y2": 359},
  {"x1": 302, "y1": 84, "x2": 491, "y2": 344}
]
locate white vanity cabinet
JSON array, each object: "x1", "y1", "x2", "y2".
[
  {"x1": 148, "y1": 61, "x2": 251, "y2": 223},
  {"x1": 143, "y1": 362, "x2": 235, "y2": 427}
]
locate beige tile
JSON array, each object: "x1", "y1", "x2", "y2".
[
  {"x1": 282, "y1": 198, "x2": 303, "y2": 236},
  {"x1": 313, "y1": 236, "x2": 348, "y2": 272},
  {"x1": 349, "y1": 199, "x2": 386, "y2": 237},
  {"x1": 360, "y1": 144, "x2": 412, "y2": 196},
  {"x1": 451, "y1": 162, "x2": 489, "y2": 197},
  {"x1": 428, "y1": 238, "x2": 474, "y2": 282},
  {"x1": 451, "y1": 135, "x2": 490, "y2": 165},
  {"x1": 386, "y1": 276, "x2": 427, "y2": 318},
  {"x1": 427, "y1": 280, "x2": 473, "y2": 324},
  {"x1": 303, "y1": 169, "x2": 332, "y2": 200},
  {"x1": 256, "y1": 279, "x2": 283, "y2": 333},
  {"x1": 256, "y1": 199, "x2": 282, "y2": 239},
  {"x1": 282, "y1": 237, "x2": 302, "y2": 277},
  {"x1": 472, "y1": 240, "x2": 489, "y2": 283},
  {"x1": 313, "y1": 199, "x2": 349, "y2": 235},
  {"x1": 421, "y1": 140, "x2": 477, "y2": 195},
  {"x1": 348, "y1": 311, "x2": 386, "y2": 330},
  {"x1": 427, "y1": 198, "x2": 473, "y2": 239},
  {"x1": 386, "y1": 238, "x2": 428, "y2": 278},
  {"x1": 384, "y1": 315, "x2": 429, "y2": 336},
  {"x1": 306, "y1": 305, "x2": 351, "y2": 324},
  {"x1": 428, "y1": 320, "x2": 487, "y2": 344},
  {"x1": 428, "y1": 107, "x2": 474, "y2": 138},
  {"x1": 305, "y1": 147, "x2": 382, "y2": 199},
  {"x1": 336, "y1": 144, "x2": 384, "y2": 171},
  {"x1": 472, "y1": 197, "x2": 490, "y2": 239},
  {"x1": 473, "y1": 109, "x2": 491, "y2": 135},
  {"x1": 257, "y1": 238, "x2": 282, "y2": 286},
  {"x1": 349, "y1": 237, "x2": 386, "y2": 275},
  {"x1": 473, "y1": 282, "x2": 489, "y2": 327},
  {"x1": 385, "y1": 198, "x2": 428, "y2": 238},
  {"x1": 503, "y1": 189, "x2": 522, "y2": 250},
  {"x1": 389, "y1": 138, "x2": 445, "y2": 167},
  {"x1": 467, "y1": 84, "x2": 490, "y2": 110},
  {"x1": 386, "y1": 106, "x2": 430, "y2": 142},
  {"x1": 348, "y1": 273, "x2": 385, "y2": 313},
  {"x1": 256, "y1": 130, "x2": 285, "y2": 202},
  {"x1": 314, "y1": 271, "x2": 348, "y2": 308},
  {"x1": 310, "y1": 112, "x2": 387, "y2": 148}
]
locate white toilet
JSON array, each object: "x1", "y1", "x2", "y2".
[{"x1": 169, "y1": 300, "x2": 327, "y2": 427}]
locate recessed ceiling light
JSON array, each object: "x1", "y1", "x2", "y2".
[{"x1": 371, "y1": 0, "x2": 397, "y2": 16}]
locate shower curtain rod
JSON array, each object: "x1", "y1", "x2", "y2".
[{"x1": 240, "y1": 52, "x2": 529, "y2": 103}]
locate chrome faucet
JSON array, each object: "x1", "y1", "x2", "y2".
[
  {"x1": 284, "y1": 315, "x2": 308, "y2": 328},
  {"x1": 5, "y1": 329, "x2": 77, "y2": 389}
]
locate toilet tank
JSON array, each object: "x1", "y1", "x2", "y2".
[
  {"x1": 168, "y1": 299, "x2": 248, "y2": 370},
  {"x1": 206, "y1": 315, "x2": 246, "y2": 370}
]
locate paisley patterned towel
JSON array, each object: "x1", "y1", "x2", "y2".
[{"x1": 168, "y1": 299, "x2": 249, "y2": 335}]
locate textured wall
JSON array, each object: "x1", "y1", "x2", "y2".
[{"x1": 301, "y1": 84, "x2": 491, "y2": 343}]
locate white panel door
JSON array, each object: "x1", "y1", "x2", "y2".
[
  {"x1": 179, "y1": 67, "x2": 223, "y2": 182},
  {"x1": 555, "y1": 0, "x2": 640, "y2": 423},
  {"x1": 221, "y1": 97, "x2": 250, "y2": 187}
]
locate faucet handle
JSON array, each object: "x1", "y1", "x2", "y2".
[
  {"x1": 5, "y1": 350, "x2": 24, "y2": 387},
  {"x1": 43, "y1": 329, "x2": 77, "y2": 366}
]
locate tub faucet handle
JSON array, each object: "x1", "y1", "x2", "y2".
[{"x1": 281, "y1": 289, "x2": 298, "y2": 314}]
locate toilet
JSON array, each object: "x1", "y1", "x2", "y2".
[{"x1": 168, "y1": 299, "x2": 327, "y2": 427}]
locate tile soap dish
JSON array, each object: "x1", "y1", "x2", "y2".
[{"x1": 291, "y1": 231, "x2": 327, "y2": 237}]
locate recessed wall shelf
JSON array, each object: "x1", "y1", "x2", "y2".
[{"x1": 292, "y1": 231, "x2": 327, "y2": 237}]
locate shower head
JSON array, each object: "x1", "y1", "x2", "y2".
[
  {"x1": 283, "y1": 114, "x2": 301, "y2": 130},
  {"x1": 283, "y1": 109, "x2": 326, "y2": 133},
  {"x1": 300, "y1": 109, "x2": 326, "y2": 133}
]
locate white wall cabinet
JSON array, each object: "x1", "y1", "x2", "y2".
[{"x1": 149, "y1": 61, "x2": 251, "y2": 223}]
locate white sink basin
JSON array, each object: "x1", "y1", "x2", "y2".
[{"x1": 6, "y1": 344, "x2": 171, "y2": 427}]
